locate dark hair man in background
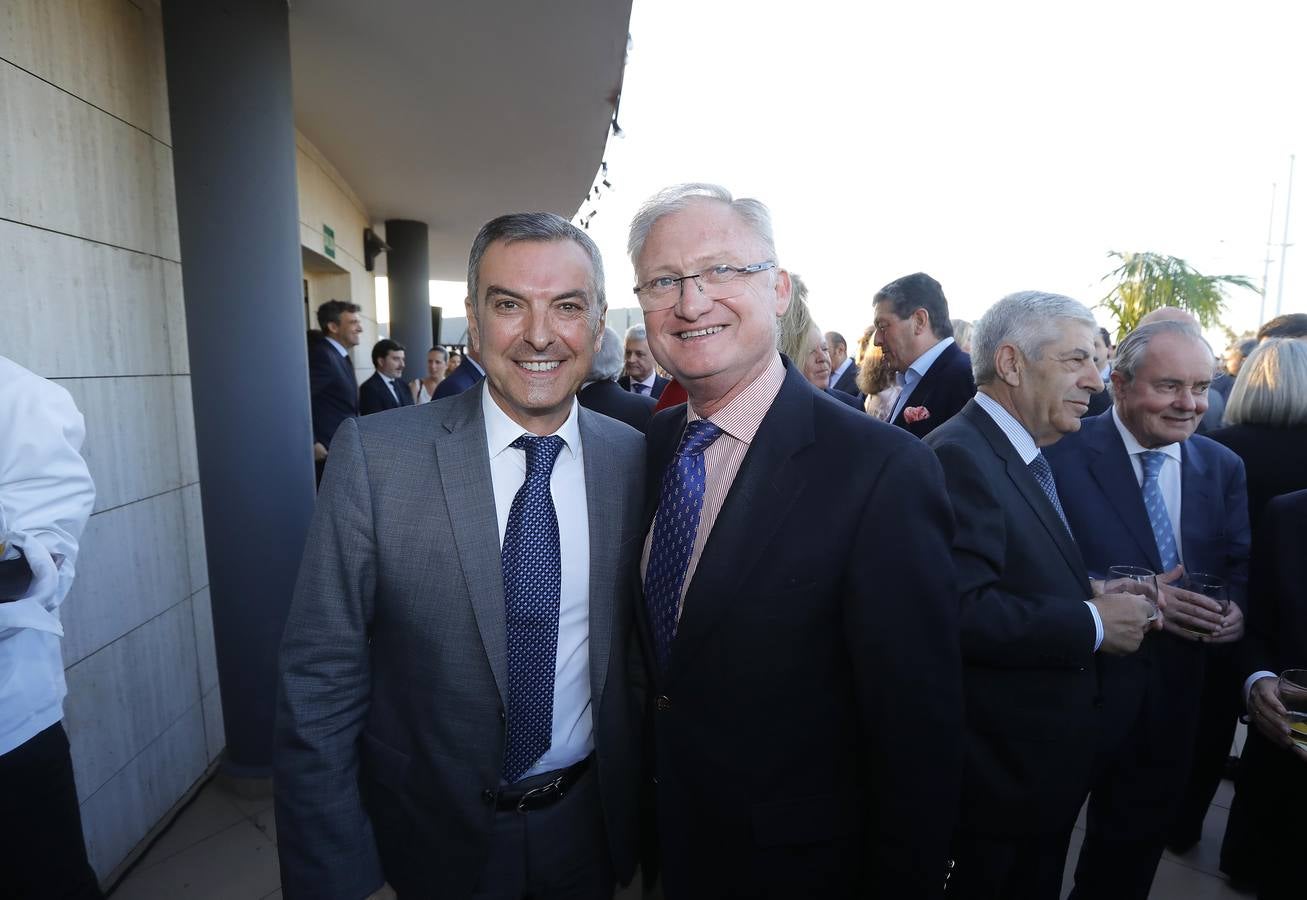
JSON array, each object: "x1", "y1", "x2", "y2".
[
  {"x1": 359, "y1": 339, "x2": 413, "y2": 416},
  {"x1": 310, "y1": 299, "x2": 362, "y2": 482}
]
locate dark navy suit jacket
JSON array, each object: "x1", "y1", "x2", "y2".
[
  {"x1": 617, "y1": 373, "x2": 669, "y2": 400},
  {"x1": 640, "y1": 361, "x2": 962, "y2": 898},
  {"x1": 577, "y1": 379, "x2": 655, "y2": 433},
  {"x1": 829, "y1": 362, "x2": 860, "y2": 396},
  {"x1": 309, "y1": 338, "x2": 359, "y2": 448},
  {"x1": 1045, "y1": 411, "x2": 1250, "y2": 828},
  {"x1": 359, "y1": 372, "x2": 413, "y2": 416},
  {"x1": 891, "y1": 341, "x2": 976, "y2": 438},
  {"x1": 432, "y1": 360, "x2": 484, "y2": 400}
]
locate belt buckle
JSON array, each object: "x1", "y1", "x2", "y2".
[{"x1": 515, "y1": 774, "x2": 565, "y2": 813}]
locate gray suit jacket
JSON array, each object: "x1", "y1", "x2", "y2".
[{"x1": 274, "y1": 386, "x2": 646, "y2": 900}]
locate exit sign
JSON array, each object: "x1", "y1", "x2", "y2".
[{"x1": 323, "y1": 224, "x2": 336, "y2": 259}]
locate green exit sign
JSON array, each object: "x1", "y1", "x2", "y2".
[{"x1": 323, "y1": 224, "x2": 336, "y2": 259}]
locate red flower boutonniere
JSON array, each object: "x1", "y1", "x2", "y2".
[{"x1": 904, "y1": 406, "x2": 931, "y2": 424}]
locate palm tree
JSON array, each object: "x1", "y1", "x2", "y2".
[{"x1": 1098, "y1": 251, "x2": 1257, "y2": 340}]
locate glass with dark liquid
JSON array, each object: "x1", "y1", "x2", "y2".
[{"x1": 1278, "y1": 669, "x2": 1307, "y2": 751}]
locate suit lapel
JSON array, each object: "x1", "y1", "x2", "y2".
[
  {"x1": 578, "y1": 408, "x2": 619, "y2": 715},
  {"x1": 962, "y1": 402, "x2": 1088, "y2": 585},
  {"x1": 1179, "y1": 439, "x2": 1212, "y2": 566},
  {"x1": 1085, "y1": 417, "x2": 1163, "y2": 571},
  {"x1": 668, "y1": 368, "x2": 815, "y2": 681},
  {"x1": 893, "y1": 342, "x2": 957, "y2": 427},
  {"x1": 436, "y1": 389, "x2": 510, "y2": 705}
]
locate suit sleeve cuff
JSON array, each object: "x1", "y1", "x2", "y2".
[
  {"x1": 1244, "y1": 671, "x2": 1277, "y2": 707},
  {"x1": 1085, "y1": 601, "x2": 1104, "y2": 652}
]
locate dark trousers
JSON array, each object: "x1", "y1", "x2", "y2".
[
  {"x1": 0, "y1": 722, "x2": 102, "y2": 900},
  {"x1": 471, "y1": 765, "x2": 614, "y2": 900},
  {"x1": 1169, "y1": 648, "x2": 1241, "y2": 848},
  {"x1": 948, "y1": 827, "x2": 1075, "y2": 900}
]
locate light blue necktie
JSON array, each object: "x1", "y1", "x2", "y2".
[
  {"x1": 501, "y1": 434, "x2": 565, "y2": 783},
  {"x1": 644, "y1": 420, "x2": 724, "y2": 673},
  {"x1": 1140, "y1": 450, "x2": 1180, "y2": 572}
]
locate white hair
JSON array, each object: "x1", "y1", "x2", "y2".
[
  {"x1": 972, "y1": 291, "x2": 1097, "y2": 385},
  {"x1": 627, "y1": 183, "x2": 778, "y2": 267}
]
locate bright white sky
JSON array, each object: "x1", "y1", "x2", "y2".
[{"x1": 578, "y1": 0, "x2": 1306, "y2": 347}]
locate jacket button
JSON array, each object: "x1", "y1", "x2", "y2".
[
  {"x1": 482, "y1": 789, "x2": 496, "y2": 805},
  {"x1": 498, "y1": 708, "x2": 506, "y2": 722},
  {"x1": 656, "y1": 695, "x2": 672, "y2": 711}
]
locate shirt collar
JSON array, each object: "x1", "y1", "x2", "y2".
[
  {"x1": 638, "y1": 370, "x2": 657, "y2": 389},
  {"x1": 1111, "y1": 405, "x2": 1181, "y2": 463},
  {"x1": 481, "y1": 380, "x2": 581, "y2": 461},
  {"x1": 908, "y1": 336, "x2": 954, "y2": 379},
  {"x1": 830, "y1": 357, "x2": 853, "y2": 383},
  {"x1": 973, "y1": 390, "x2": 1040, "y2": 464},
  {"x1": 687, "y1": 353, "x2": 786, "y2": 445},
  {"x1": 325, "y1": 337, "x2": 349, "y2": 357}
]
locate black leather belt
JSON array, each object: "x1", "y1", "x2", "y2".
[{"x1": 495, "y1": 755, "x2": 591, "y2": 813}]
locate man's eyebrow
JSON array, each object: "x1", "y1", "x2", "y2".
[{"x1": 484, "y1": 285, "x2": 590, "y2": 304}]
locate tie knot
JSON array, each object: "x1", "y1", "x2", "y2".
[
  {"x1": 511, "y1": 434, "x2": 565, "y2": 476},
  {"x1": 1027, "y1": 452, "x2": 1051, "y2": 478},
  {"x1": 1140, "y1": 450, "x2": 1165, "y2": 480},
  {"x1": 676, "y1": 419, "x2": 724, "y2": 457}
]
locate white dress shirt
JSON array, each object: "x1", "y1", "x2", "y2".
[
  {"x1": 1110, "y1": 407, "x2": 1183, "y2": 566},
  {"x1": 891, "y1": 336, "x2": 955, "y2": 422},
  {"x1": 973, "y1": 391, "x2": 1104, "y2": 651},
  {"x1": 481, "y1": 384, "x2": 592, "y2": 777},
  {"x1": 631, "y1": 371, "x2": 657, "y2": 395},
  {"x1": 0, "y1": 356, "x2": 96, "y2": 755},
  {"x1": 325, "y1": 336, "x2": 350, "y2": 359},
  {"x1": 828, "y1": 357, "x2": 854, "y2": 390},
  {"x1": 381, "y1": 373, "x2": 402, "y2": 404}
]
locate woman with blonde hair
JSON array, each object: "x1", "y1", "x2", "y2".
[
  {"x1": 857, "y1": 343, "x2": 900, "y2": 420},
  {"x1": 778, "y1": 275, "x2": 862, "y2": 409}
]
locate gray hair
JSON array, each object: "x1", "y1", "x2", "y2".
[
  {"x1": 627, "y1": 183, "x2": 778, "y2": 267},
  {"x1": 587, "y1": 327, "x2": 625, "y2": 383},
  {"x1": 466, "y1": 212, "x2": 607, "y2": 329},
  {"x1": 624, "y1": 323, "x2": 647, "y2": 342},
  {"x1": 1223, "y1": 338, "x2": 1307, "y2": 427},
  {"x1": 1113, "y1": 320, "x2": 1213, "y2": 382},
  {"x1": 972, "y1": 291, "x2": 1097, "y2": 385}
]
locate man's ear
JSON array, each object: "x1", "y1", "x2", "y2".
[
  {"x1": 995, "y1": 343, "x2": 1022, "y2": 386},
  {"x1": 912, "y1": 308, "x2": 931, "y2": 336},
  {"x1": 773, "y1": 269, "x2": 792, "y2": 317},
  {"x1": 1110, "y1": 369, "x2": 1128, "y2": 396},
  {"x1": 593, "y1": 310, "x2": 607, "y2": 354},
  {"x1": 464, "y1": 296, "x2": 481, "y2": 354}
]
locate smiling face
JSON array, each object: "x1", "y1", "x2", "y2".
[
  {"x1": 635, "y1": 200, "x2": 789, "y2": 413},
  {"x1": 1113, "y1": 331, "x2": 1213, "y2": 448},
  {"x1": 1009, "y1": 320, "x2": 1103, "y2": 446},
  {"x1": 801, "y1": 324, "x2": 832, "y2": 388},
  {"x1": 465, "y1": 238, "x2": 603, "y2": 434}
]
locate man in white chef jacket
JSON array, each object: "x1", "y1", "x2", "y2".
[{"x1": 0, "y1": 355, "x2": 101, "y2": 898}]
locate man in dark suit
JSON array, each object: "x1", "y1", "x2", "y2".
[
  {"x1": 629, "y1": 183, "x2": 962, "y2": 898},
  {"x1": 872, "y1": 272, "x2": 976, "y2": 437},
  {"x1": 358, "y1": 339, "x2": 414, "y2": 416},
  {"x1": 276, "y1": 214, "x2": 645, "y2": 900},
  {"x1": 617, "y1": 324, "x2": 668, "y2": 399},
  {"x1": 578, "y1": 327, "x2": 656, "y2": 433},
  {"x1": 924, "y1": 292, "x2": 1157, "y2": 900},
  {"x1": 433, "y1": 345, "x2": 486, "y2": 399},
  {"x1": 309, "y1": 299, "x2": 362, "y2": 481},
  {"x1": 1238, "y1": 489, "x2": 1307, "y2": 900},
  {"x1": 824, "y1": 330, "x2": 860, "y2": 396},
  {"x1": 1046, "y1": 320, "x2": 1252, "y2": 900}
]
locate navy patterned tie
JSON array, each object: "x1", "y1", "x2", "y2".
[
  {"x1": 1140, "y1": 450, "x2": 1180, "y2": 571},
  {"x1": 644, "y1": 420, "x2": 724, "y2": 673},
  {"x1": 501, "y1": 434, "x2": 565, "y2": 783},
  {"x1": 1028, "y1": 452, "x2": 1073, "y2": 537}
]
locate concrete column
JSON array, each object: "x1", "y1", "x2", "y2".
[
  {"x1": 385, "y1": 219, "x2": 433, "y2": 379},
  {"x1": 161, "y1": 0, "x2": 315, "y2": 777}
]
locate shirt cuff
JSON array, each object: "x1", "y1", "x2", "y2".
[
  {"x1": 1243, "y1": 671, "x2": 1276, "y2": 706},
  {"x1": 1084, "y1": 600, "x2": 1104, "y2": 652}
]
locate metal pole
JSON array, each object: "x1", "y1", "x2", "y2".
[
  {"x1": 1275, "y1": 154, "x2": 1295, "y2": 317},
  {"x1": 1261, "y1": 182, "x2": 1277, "y2": 326}
]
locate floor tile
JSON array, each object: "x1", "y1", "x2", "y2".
[
  {"x1": 111, "y1": 818, "x2": 279, "y2": 900},
  {"x1": 134, "y1": 781, "x2": 245, "y2": 871}
]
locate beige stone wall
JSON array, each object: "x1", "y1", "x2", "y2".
[
  {"x1": 0, "y1": 0, "x2": 218, "y2": 883},
  {"x1": 296, "y1": 130, "x2": 377, "y2": 381}
]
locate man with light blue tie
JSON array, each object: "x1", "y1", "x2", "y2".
[
  {"x1": 275, "y1": 213, "x2": 645, "y2": 900},
  {"x1": 1046, "y1": 319, "x2": 1251, "y2": 900}
]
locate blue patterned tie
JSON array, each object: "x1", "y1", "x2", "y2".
[
  {"x1": 644, "y1": 420, "x2": 724, "y2": 673},
  {"x1": 1027, "y1": 453, "x2": 1072, "y2": 537},
  {"x1": 1140, "y1": 450, "x2": 1180, "y2": 572},
  {"x1": 501, "y1": 434, "x2": 565, "y2": 783}
]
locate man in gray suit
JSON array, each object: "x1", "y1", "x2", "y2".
[{"x1": 275, "y1": 213, "x2": 645, "y2": 900}]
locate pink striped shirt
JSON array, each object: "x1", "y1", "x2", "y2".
[{"x1": 642, "y1": 355, "x2": 787, "y2": 617}]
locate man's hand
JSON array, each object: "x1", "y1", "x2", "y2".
[
  {"x1": 1248, "y1": 676, "x2": 1307, "y2": 762},
  {"x1": 1158, "y1": 566, "x2": 1225, "y2": 641},
  {"x1": 314, "y1": 441, "x2": 329, "y2": 462},
  {"x1": 1091, "y1": 590, "x2": 1158, "y2": 655},
  {"x1": 1207, "y1": 600, "x2": 1245, "y2": 644}
]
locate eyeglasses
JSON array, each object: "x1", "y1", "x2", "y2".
[{"x1": 632, "y1": 261, "x2": 777, "y2": 311}]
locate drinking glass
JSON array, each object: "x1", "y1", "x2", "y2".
[
  {"x1": 1179, "y1": 572, "x2": 1228, "y2": 636},
  {"x1": 1278, "y1": 669, "x2": 1307, "y2": 751},
  {"x1": 1107, "y1": 565, "x2": 1159, "y2": 622}
]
